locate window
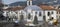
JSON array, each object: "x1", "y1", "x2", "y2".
[
  {"x1": 51, "y1": 17, "x2": 54, "y2": 19},
  {"x1": 58, "y1": 6, "x2": 60, "y2": 9},
  {"x1": 28, "y1": 13, "x2": 31, "y2": 19},
  {"x1": 49, "y1": 17, "x2": 54, "y2": 20},
  {"x1": 39, "y1": 12, "x2": 41, "y2": 16},
  {"x1": 43, "y1": 15, "x2": 46, "y2": 20},
  {"x1": 29, "y1": 1, "x2": 30, "y2": 5},
  {"x1": 51, "y1": 11, "x2": 53, "y2": 14},
  {"x1": 48, "y1": 12, "x2": 50, "y2": 16},
  {"x1": 35, "y1": 12, "x2": 37, "y2": 14}
]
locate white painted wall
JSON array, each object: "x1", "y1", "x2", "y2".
[
  {"x1": 3, "y1": 11, "x2": 8, "y2": 17},
  {"x1": 17, "y1": 10, "x2": 25, "y2": 21},
  {"x1": 45, "y1": 10, "x2": 57, "y2": 22},
  {"x1": 37, "y1": 11, "x2": 44, "y2": 21},
  {"x1": 25, "y1": 11, "x2": 44, "y2": 22}
]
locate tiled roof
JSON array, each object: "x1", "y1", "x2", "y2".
[
  {"x1": 3, "y1": 5, "x2": 60, "y2": 11},
  {"x1": 3, "y1": 6, "x2": 25, "y2": 11},
  {"x1": 11, "y1": 6, "x2": 25, "y2": 11},
  {"x1": 39, "y1": 5, "x2": 55, "y2": 10}
]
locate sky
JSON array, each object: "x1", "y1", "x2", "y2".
[{"x1": 2, "y1": 0, "x2": 27, "y2": 4}]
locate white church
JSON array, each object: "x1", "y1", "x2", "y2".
[{"x1": 20, "y1": 0, "x2": 57, "y2": 26}]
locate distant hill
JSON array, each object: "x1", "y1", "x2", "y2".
[
  {"x1": 9, "y1": 0, "x2": 60, "y2": 6},
  {"x1": 9, "y1": 1, "x2": 27, "y2": 6},
  {"x1": 9, "y1": 1, "x2": 42, "y2": 6}
]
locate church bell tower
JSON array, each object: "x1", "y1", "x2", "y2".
[{"x1": 27, "y1": 0, "x2": 32, "y2": 6}]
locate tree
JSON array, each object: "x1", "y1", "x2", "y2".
[
  {"x1": 0, "y1": 3, "x2": 4, "y2": 20},
  {"x1": 0, "y1": 3, "x2": 4, "y2": 7},
  {"x1": 33, "y1": 15, "x2": 38, "y2": 25}
]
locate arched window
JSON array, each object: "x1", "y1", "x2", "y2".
[
  {"x1": 39, "y1": 12, "x2": 41, "y2": 16},
  {"x1": 28, "y1": 13, "x2": 31, "y2": 19},
  {"x1": 48, "y1": 12, "x2": 50, "y2": 16},
  {"x1": 51, "y1": 11, "x2": 53, "y2": 14},
  {"x1": 35, "y1": 12, "x2": 37, "y2": 14}
]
